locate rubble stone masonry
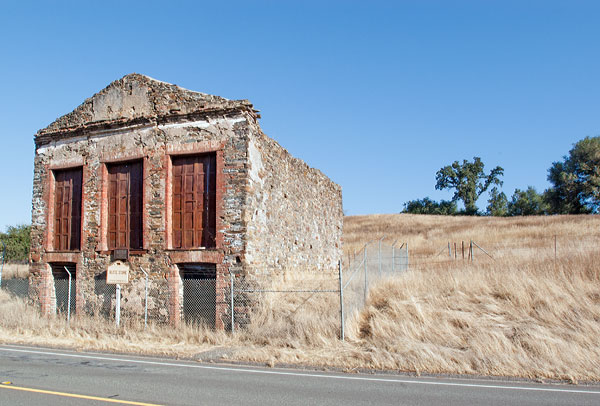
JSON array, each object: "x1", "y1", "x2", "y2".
[{"x1": 30, "y1": 74, "x2": 342, "y2": 327}]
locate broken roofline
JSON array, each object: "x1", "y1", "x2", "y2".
[
  {"x1": 34, "y1": 106, "x2": 258, "y2": 148},
  {"x1": 34, "y1": 73, "x2": 260, "y2": 146}
]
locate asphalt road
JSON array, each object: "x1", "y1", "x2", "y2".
[{"x1": 0, "y1": 344, "x2": 599, "y2": 406}]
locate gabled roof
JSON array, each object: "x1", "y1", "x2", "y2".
[{"x1": 36, "y1": 73, "x2": 255, "y2": 141}]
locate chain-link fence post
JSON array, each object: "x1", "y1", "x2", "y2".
[
  {"x1": 230, "y1": 271, "x2": 235, "y2": 334},
  {"x1": 391, "y1": 240, "x2": 398, "y2": 273},
  {"x1": 63, "y1": 266, "x2": 72, "y2": 324},
  {"x1": 338, "y1": 260, "x2": 344, "y2": 341},
  {"x1": 363, "y1": 245, "x2": 368, "y2": 302},
  {"x1": 115, "y1": 283, "x2": 121, "y2": 327},
  {"x1": 140, "y1": 267, "x2": 148, "y2": 328},
  {"x1": 0, "y1": 241, "x2": 5, "y2": 289},
  {"x1": 378, "y1": 237, "x2": 384, "y2": 277}
]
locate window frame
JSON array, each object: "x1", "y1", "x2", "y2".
[
  {"x1": 105, "y1": 159, "x2": 144, "y2": 251},
  {"x1": 49, "y1": 166, "x2": 83, "y2": 252},
  {"x1": 170, "y1": 153, "x2": 217, "y2": 250}
]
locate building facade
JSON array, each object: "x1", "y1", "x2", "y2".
[{"x1": 29, "y1": 74, "x2": 342, "y2": 327}]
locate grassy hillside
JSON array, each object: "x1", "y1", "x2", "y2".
[
  {"x1": 342, "y1": 214, "x2": 600, "y2": 381},
  {"x1": 1, "y1": 214, "x2": 599, "y2": 381}
]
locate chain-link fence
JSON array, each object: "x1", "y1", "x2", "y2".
[
  {"x1": 1, "y1": 278, "x2": 29, "y2": 299},
  {"x1": 342, "y1": 238, "x2": 409, "y2": 321},
  {"x1": 0, "y1": 246, "x2": 410, "y2": 340},
  {"x1": 229, "y1": 273, "x2": 344, "y2": 342}
]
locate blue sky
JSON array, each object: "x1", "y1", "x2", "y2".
[{"x1": 1, "y1": 1, "x2": 599, "y2": 230}]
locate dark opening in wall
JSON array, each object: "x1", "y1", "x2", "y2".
[
  {"x1": 50, "y1": 263, "x2": 76, "y2": 316},
  {"x1": 178, "y1": 263, "x2": 216, "y2": 327}
]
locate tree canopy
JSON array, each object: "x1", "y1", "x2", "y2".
[
  {"x1": 508, "y1": 187, "x2": 548, "y2": 216},
  {"x1": 402, "y1": 197, "x2": 457, "y2": 215},
  {"x1": 435, "y1": 157, "x2": 504, "y2": 215},
  {"x1": 486, "y1": 187, "x2": 508, "y2": 217},
  {"x1": 546, "y1": 136, "x2": 600, "y2": 214},
  {"x1": 0, "y1": 224, "x2": 31, "y2": 262}
]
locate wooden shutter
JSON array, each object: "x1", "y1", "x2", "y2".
[
  {"x1": 53, "y1": 168, "x2": 82, "y2": 251},
  {"x1": 172, "y1": 154, "x2": 216, "y2": 249},
  {"x1": 108, "y1": 161, "x2": 143, "y2": 250}
]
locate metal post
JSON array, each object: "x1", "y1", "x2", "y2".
[
  {"x1": 0, "y1": 241, "x2": 6, "y2": 288},
  {"x1": 363, "y1": 245, "x2": 368, "y2": 302},
  {"x1": 448, "y1": 242, "x2": 451, "y2": 258},
  {"x1": 64, "y1": 266, "x2": 72, "y2": 324},
  {"x1": 230, "y1": 271, "x2": 235, "y2": 334},
  {"x1": 338, "y1": 261, "x2": 344, "y2": 341},
  {"x1": 378, "y1": 237, "x2": 384, "y2": 277},
  {"x1": 470, "y1": 240, "x2": 474, "y2": 262},
  {"x1": 140, "y1": 267, "x2": 149, "y2": 328},
  {"x1": 391, "y1": 240, "x2": 397, "y2": 273},
  {"x1": 115, "y1": 283, "x2": 121, "y2": 327}
]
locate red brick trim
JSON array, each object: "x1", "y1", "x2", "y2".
[
  {"x1": 99, "y1": 148, "x2": 145, "y2": 163},
  {"x1": 141, "y1": 158, "x2": 150, "y2": 251},
  {"x1": 167, "y1": 265, "x2": 181, "y2": 327},
  {"x1": 38, "y1": 263, "x2": 52, "y2": 315},
  {"x1": 47, "y1": 158, "x2": 85, "y2": 170},
  {"x1": 166, "y1": 140, "x2": 225, "y2": 156},
  {"x1": 164, "y1": 153, "x2": 173, "y2": 250},
  {"x1": 44, "y1": 165, "x2": 55, "y2": 252},
  {"x1": 167, "y1": 250, "x2": 224, "y2": 264},
  {"x1": 45, "y1": 252, "x2": 80, "y2": 263},
  {"x1": 98, "y1": 163, "x2": 109, "y2": 251}
]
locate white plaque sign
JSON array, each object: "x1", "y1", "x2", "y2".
[{"x1": 107, "y1": 261, "x2": 130, "y2": 284}]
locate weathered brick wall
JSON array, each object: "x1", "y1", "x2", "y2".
[{"x1": 243, "y1": 118, "x2": 343, "y2": 276}]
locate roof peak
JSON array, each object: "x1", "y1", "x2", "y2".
[{"x1": 37, "y1": 74, "x2": 255, "y2": 138}]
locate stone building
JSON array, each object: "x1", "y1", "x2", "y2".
[{"x1": 29, "y1": 73, "x2": 342, "y2": 328}]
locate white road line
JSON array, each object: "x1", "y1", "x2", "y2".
[{"x1": 1, "y1": 346, "x2": 599, "y2": 395}]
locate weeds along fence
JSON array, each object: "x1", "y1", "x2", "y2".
[
  {"x1": 1, "y1": 234, "x2": 583, "y2": 339},
  {"x1": 0, "y1": 240, "x2": 408, "y2": 341},
  {"x1": 0, "y1": 268, "x2": 347, "y2": 338},
  {"x1": 342, "y1": 238, "x2": 409, "y2": 325}
]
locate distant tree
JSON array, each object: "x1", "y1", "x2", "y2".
[
  {"x1": 0, "y1": 224, "x2": 31, "y2": 262},
  {"x1": 546, "y1": 136, "x2": 600, "y2": 214},
  {"x1": 508, "y1": 187, "x2": 548, "y2": 216},
  {"x1": 435, "y1": 157, "x2": 504, "y2": 215},
  {"x1": 486, "y1": 187, "x2": 508, "y2": 216},
  {"x1": 402, "y1": 197, "x2": 458, "y2": 215}
]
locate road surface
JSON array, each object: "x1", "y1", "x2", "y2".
[{"x1": 0, "y1": 344, "x2": 599, "y2": 405}]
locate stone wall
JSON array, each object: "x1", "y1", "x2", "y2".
[
  {"x1": 243, "y1": 118, "x2": 343, "y2": 276},
  {"x1": 30, "y1": 110, "x2": 251, "y2": 323},
  {"x1": 29, "y1": 73, "x2": 343, "y2": 327}
]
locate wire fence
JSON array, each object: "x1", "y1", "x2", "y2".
[
  {"x1": 0, "y1": 237, "x2": 413, "y2": 340},
  {"x1": 3, "y1": 234, "x2": 593, "y2": 340},
  {"x1": 3, "y1": 236, "x2": 546, "y2": 339},
  {"x1": 343, "y1": 239, "x2": 409, "y2": 320}
]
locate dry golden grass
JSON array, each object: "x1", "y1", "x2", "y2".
[
  {"x1": 1, "y1": 263, "x2": 29, "y2": 279},
  {"x1": 1, "y1": 214, "x2": 599, "y2": 381},
  {"x1": 344, "y1": 213, "x2": 600, "y2": 257}
]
